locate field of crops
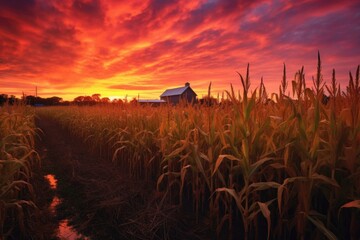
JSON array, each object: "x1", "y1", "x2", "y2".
[
  {"x1": 0, "y1": 105, "x2": 39, "y2": 239},
  {"x1": 34, "y1": 61, "x2": 360, "y2": 239}
]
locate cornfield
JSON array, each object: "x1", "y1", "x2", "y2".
[
  {"x1": 0, "y1": 104, "x2": 39, "y2": 239},
  {"x1": 36, "y1": 57, "x2": 359, "y2": 239}
]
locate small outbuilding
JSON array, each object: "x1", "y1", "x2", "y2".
[{"x1": 160, "y1": 82, "x2": 197, "y2": 105}]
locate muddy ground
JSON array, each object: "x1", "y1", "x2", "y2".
[{"x1": 31, "y1": 114, "x2": 210, "y2": 240}]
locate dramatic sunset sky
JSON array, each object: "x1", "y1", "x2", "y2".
[{"x1": 1, "y1": 0, "x2": 359, "y2": 101}]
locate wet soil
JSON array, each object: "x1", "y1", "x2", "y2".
[{"x1": 33, "y1": 114, "x2": 210, "y2": 240}]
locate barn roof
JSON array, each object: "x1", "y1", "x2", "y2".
[{"x1": 160, "y1": 84, "x2": 197, "y2": 97}]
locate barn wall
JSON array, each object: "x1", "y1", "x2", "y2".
[
  {"x1": 182, "y1": 88, "x2": 197, "y2": 103},
  {"x1": 161, "y1": 96, "x2": 181, "y2": 104}
]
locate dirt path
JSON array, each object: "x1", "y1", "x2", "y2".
[{"x1": 35, "y1": 115, "x2": 207, "y2": 240}]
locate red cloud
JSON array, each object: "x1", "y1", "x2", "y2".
[{"x1": 0, "y1": 0, "x2": 358, "y2": 100}]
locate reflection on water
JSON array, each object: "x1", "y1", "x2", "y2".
[
  {"x1": 46, "y1": 174, "x2": 57, "y2": 189},
  {"x1": 58, "y1": 219, "x2": 85, "y2": 240},
  {"x1": 44, "y1": 174, "x2": 89, "y2": 240},
  {"x1": 50, "y1": 196, "x2": 60, "y2": 213}
]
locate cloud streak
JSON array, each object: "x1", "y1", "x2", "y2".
[{"x1": 0, "y1": 0, "x2": 359, "y2": 100}]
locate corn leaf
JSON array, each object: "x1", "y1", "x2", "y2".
[{"x1": 307, "y1": 215, "x2": 337, "y2": 240}]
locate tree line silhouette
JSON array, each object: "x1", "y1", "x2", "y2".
[{"x1": 0, "y1": 93, "x2": 129, "y2": 106}]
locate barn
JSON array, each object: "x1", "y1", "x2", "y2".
[{"x1": 160, "y1": 82, "x2": 197, "y2": 105}]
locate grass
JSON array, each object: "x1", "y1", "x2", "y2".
[{"x1": 35, "y1": 55, "x2": 360, "y2": 239}]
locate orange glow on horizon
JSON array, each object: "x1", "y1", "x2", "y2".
[{"x1": 0, "y1": 0, "x2": 359, "y2": 101}]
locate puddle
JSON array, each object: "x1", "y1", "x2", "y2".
[
  {"x1": 46, "y1": 174, "x2": 57, "y2": 189},
  {"x1": 44, "y1": 174, "x2": 89, "y2": 240}
]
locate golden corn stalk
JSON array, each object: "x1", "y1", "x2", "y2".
[
  {"x1": 0, "y1": 104, "x2": 39, "y2": 238},
  {"x1": 35, "y1": 56, "x2": 359, "y2": 239}
]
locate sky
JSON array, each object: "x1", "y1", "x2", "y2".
[{"x1": 0, "y1": 0, "x2": 359, "y2": 101}]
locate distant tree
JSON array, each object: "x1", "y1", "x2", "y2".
[
  {"x1": 92, "y1": 93, "x2": 101, "y2": 102},
  {"x1": 83, "y1": 96, "x2": 93, "y2": 102},
  {"x1": 46, "y1": 96, "x2": 63, "y2": 105},
  {"x1": 83, "y1": 96, "x2": 95, "y2": 105},
  {"x1": 111, "y1": 98, "x2": 124, "y2": 105},
  {"x1": 101, "y1": 97, "x2": 110, "y2": 103},
  {"x1": 73, "y1": 95, "x2": 97, "y2": 105},
  {"x1": 0, "y1": 94, "x2": 8, "y2": 105},
  {"x1": 8, "y1": 95, "x2": 17, "y2": 105},
  {"x1": 74, "y1": 96, "x2": 85, "y2": 103},
  {"x1": 25, "y1": 95, "x2": 37, "y2": 105},
  {"x1": 129, "y1": 97, "x2": 138, "y2": 105}
]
